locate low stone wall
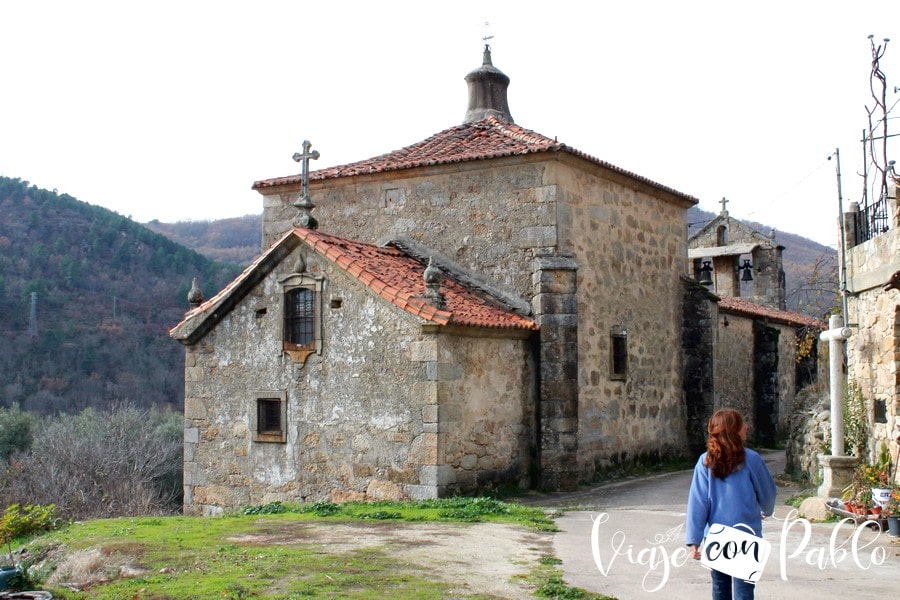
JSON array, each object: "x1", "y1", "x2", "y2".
[{"x1": 785, "y1": 382, "x2": 829, "y2": 485}]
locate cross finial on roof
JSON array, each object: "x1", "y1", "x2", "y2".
[
  {"x1": 482, "y1": 21, "x2": 494, "y2": 63},
  {"x1": 719, "y1": 197, "x2": 729, "y2": 215},
  {"x1": 292, "y1": 140, "x2": 320, "y2": 229}
]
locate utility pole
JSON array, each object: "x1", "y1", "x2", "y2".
[
  {"x1": 833, "y1": 148, "x2": 849, "y2": 321},
  {"x1": 28, "y1": 292, "x2": 37, "y2": 339}
]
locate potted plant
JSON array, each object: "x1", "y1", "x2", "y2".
[
  {"x1": 885, "y1": 487, "x2": 900, "y2": 537},
  {"x1": 843, "y1": 463, "x2": 878, "y2": 515}
]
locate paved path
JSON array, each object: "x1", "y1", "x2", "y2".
[{"x1": 520, "y1": 451, "x2": 900, "y2": 599}]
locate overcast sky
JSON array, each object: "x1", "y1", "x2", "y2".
[{"x1": 2, "y1": 1, "x2": 897, "y2": 248}]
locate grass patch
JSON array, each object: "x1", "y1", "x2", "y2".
[
  {"x1": 20, "y1": 497, "x2": 560, "y2": 598},
  {"x1": 523, "y1": 555, "x2": 616, "y2": 600},
  {"x1": 242, "y1": 497, "x2": 558, "y2": 531}
]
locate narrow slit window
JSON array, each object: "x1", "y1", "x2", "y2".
[{"x1": 610, "y1": 333, "x2": 628, "y2": 380}]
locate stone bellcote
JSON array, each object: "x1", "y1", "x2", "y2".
[{"x1": 464, "y1": 45, "x2": 514, "y2": 124}]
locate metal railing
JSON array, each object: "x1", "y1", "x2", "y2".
[{"x1": 854, "y1": 194, "x2": 891, "y2": 243}]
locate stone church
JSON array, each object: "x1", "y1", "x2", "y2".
[
  {"x1": 171, "y1": 47, "x2": 816, "y2": 515},
  {"x1": 685, "y1": 205, "x2": 822, "y2": 453}
]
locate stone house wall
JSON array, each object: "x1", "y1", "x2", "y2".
[
  {"x1": 714, "y1": 313, "x2": 802, "y2": 442},
  {"x1": 845, "y1": 223, "x2": 899, "y2": 465},
  {"x1": 183, "y1": 247, "x2": 533, "y2": 515},
  {"x1": 714, "y1": 315, "x2": 755, "y2": 419},
  {"x1": 775, "y1": 321, "x2": 800, "y2": 434}
]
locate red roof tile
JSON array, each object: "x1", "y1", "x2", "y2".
[
  {"x1": 170, "y1": 226, "x2": 538, "y2": 342},
  {"x1": 294, "y1": 227, "x2": 538, "y2": 331},
  {"x1": 718, "y1": 296, "x2": 824, "y2": 329},
  {"x1": 252, "y1": 117, "x2": 697, "y2": 204}
]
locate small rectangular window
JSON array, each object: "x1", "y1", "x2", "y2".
[
  {"x1": 610, "y1": 333, "x2": 628, "y2": 380},
  {"x1": 253, "y1": 393, "x2": 286, "y2": 443}
]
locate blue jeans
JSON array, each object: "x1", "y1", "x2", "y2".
[{"x1": 711, "y1": 568, "x2": 755, "y2": 600}]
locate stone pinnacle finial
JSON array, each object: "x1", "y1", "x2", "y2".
[
  {"x1": 187, "y1": 277, "x2": 204, "y2": 309},
  {"x1": 464, "y1": 45, "x2": 514, "y2": 124},
  {"x1": 423, "y1": 257, "x2": 446, "y2": 309}
]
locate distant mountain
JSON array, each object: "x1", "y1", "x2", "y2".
[
  {"x1": 145, "y1": 216, "x2": 261, "y2": 266},
  {"x1": 0, "y1": 177, "x2": 241, "y2": 414},
  {"x1": 146, "y1": 206, "x2": 839, "y2": 321}
]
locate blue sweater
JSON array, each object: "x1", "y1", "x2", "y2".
[{"x1": 686, "y1": 449, "x2": 777, "y2": 546}]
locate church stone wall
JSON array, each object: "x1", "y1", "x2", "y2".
[
  {"x1": 553, "y1": 160, "x2": 692, "y2": 476},
  {"x1": 258, "y1": 153, "x2": 694, "y2": 485},
  {"x1": 262, "y1": 156, "x2": 558, "y2": 300},
  {"x1": 183, "y1": 248, "x2": 533, "y2": 515},
  {"x1": 426, "y1": 333, "x2": 535, "y2": 493}
]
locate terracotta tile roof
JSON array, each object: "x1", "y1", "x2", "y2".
[
  {"x1": 170, "y1": 226, "x2": 537, "y2": 343},
  {"x1": 294, "y1": 227, "x2": 538, "y2": 331},
  {"x1": 717, "y1": 296, "x2": 824, "y2": 329},
  {"x1": 252, "y1": 117, "x2": 697, "y2": 204}
]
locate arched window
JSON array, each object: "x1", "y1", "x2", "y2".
[{"x1": 716, "y1": 225, "x2": 728, "y2": 246}]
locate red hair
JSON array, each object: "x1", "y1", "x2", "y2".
[{"x1": 704, "y1": 409, "x2": 746, "y2": 479}]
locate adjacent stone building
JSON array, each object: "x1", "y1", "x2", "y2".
[
  {"x1": 843, "y1": 178, "x2": 900, "y2": 471},
  {"x1": 685, "y1": 204, "x2": 822, "y2": 451}
]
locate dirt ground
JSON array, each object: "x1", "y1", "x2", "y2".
[{"x1": 44, "y1": 520, "x2": 556, "y2": 598}]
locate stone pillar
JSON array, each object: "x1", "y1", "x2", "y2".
[
  {"x1": 817, "y1": 314, "x2": 856, "y2": 498},
  {"x1": 681, "y1": 278, "x2": 716, "y2": 456},
  {"x1": 843, "y1": 202, "x2": 860, "y2": 249},
  {"x1": 532, "y1": 252, "x2": 579, "y2": 490}
]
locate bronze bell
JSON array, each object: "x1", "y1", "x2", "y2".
[
  {"x1": 740, "y1": 259, "x2": 754, "y2": 282},
  {"x1": 698, "y1": 261, "x2": 713, "y2": 286}
]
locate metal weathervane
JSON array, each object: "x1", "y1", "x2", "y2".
[{"x1": 292, "y1": 139, "x2": 320, "y2": 229}]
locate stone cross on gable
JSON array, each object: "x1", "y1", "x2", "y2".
[
  {"x1": 719, "y1": 197, "x2": 729, "y2": 214},
  {"x1": 292, "y1": 139, "x2": 320, "y2": 230}
]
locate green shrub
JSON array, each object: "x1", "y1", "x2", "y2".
[
  {"x1": 0, "y1": 405, "x2": 35, "y2": 461},
  {"x1": 0, "y1": 503, "x2": 59, "y2": 543}
]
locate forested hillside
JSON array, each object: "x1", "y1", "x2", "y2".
[
  {"x1": 145, "y1": 215, "x2": 261, "y2": 265},
  {"x1": 0, "y1": 177, "x2": 241, "y2": 413}
]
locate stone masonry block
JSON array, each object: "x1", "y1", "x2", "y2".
[
  {"x1": 532, "y1": 268, "x2": 577, "y2": 294},
  {"x1": 532, "y1": 292, "x2": 578, "y2": 315},
  {"x1": 537, "y1": 185, "x2": 558, "y2": 203},
  {"x1": 184, "y1": 397, "x2": 207, "y2": 420},
  {"x1": 185, "y1": 366, "x2": 204, "y2": 382},
  {"x1": 533, "y1": 254, "x2": 578, "y2": 272},
  {"x1": 419, "y1": 464, "x2": 457, "y2": 487},
  {"x1": 185, "y1": 427, "x2": 200, "y2": 444},
  {"x1": 536, "y1": 314, "x2": 578, "y2": 328},
  {"x1": 422, "y1": 404, "x2": 439, "y2": 423},
  {"x1": 409, "y1": 340, "x2": 438, "y2": 362},
  {"x1": 438, "y1": 404, "x2": 461, "y2": 422},
  {"x1": 409, "y1": 433, "x2": 439, "y2": 464},
  {"x1": 519, "y1": 226, "x2": 557, "y2": 248},
  {"x1": 425, "y1": 361, "x2": 463, "y2": 381},
  {"x1": 405, "y1": 484, "x2": 439, "y2": 500}
]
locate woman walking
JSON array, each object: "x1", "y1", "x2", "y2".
[{"x1": 686, "y1": 408, "x2": 777, "y2": 600}]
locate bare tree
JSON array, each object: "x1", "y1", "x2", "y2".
[{"x1": 1, "y1": 403, "x2": 182, "y2": 520}]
